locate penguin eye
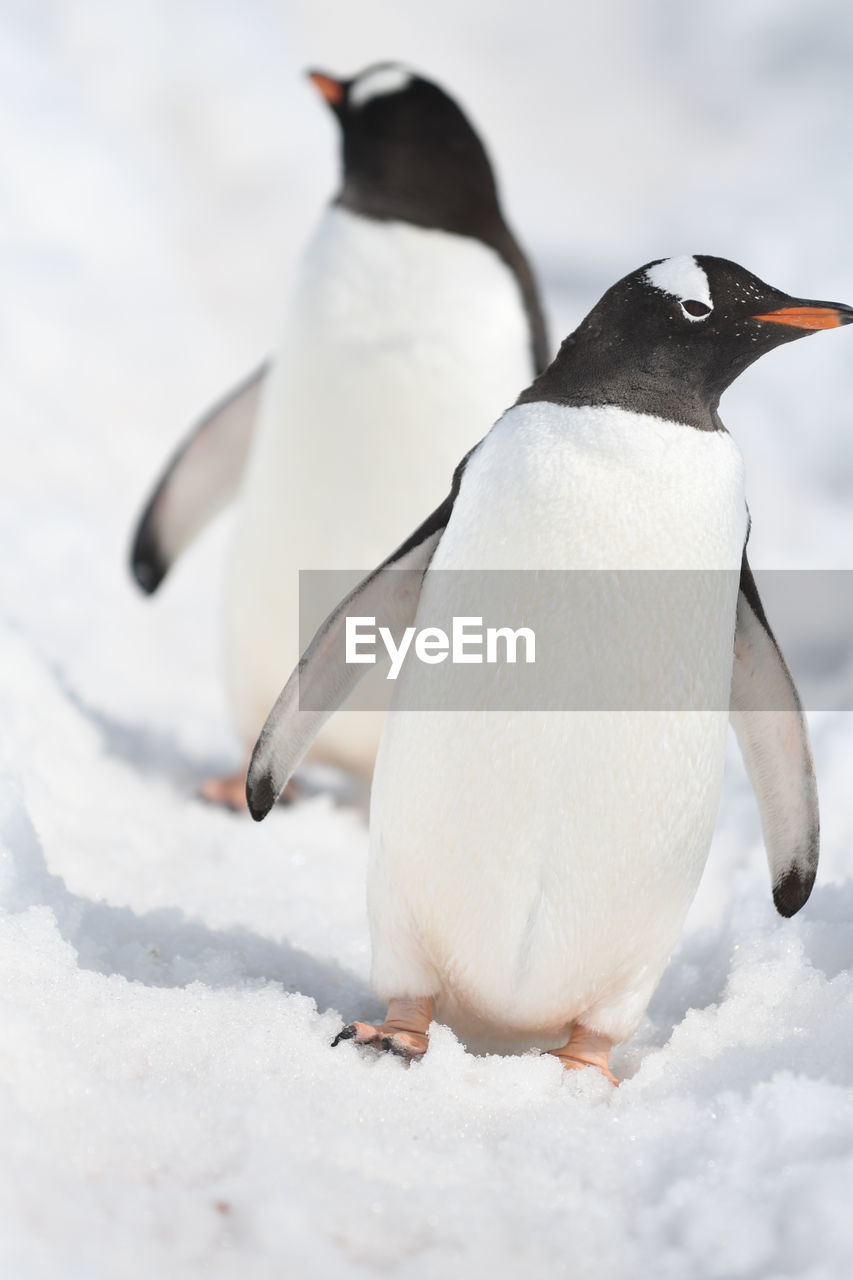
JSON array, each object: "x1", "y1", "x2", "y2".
[{"x1": 681, "y1": 299, "x2": 712, "y2": 320}]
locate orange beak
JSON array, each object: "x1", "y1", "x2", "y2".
[
  {"x1": 752, "y1": 305, "x2": 853, "y2": 330},
  {"x1": 307, "y1": 70, "x2": 345, "y2": 107}
]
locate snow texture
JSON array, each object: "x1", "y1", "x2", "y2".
[{"x1": 3, "y1": 2, "x2": 853, "y2": 1277}]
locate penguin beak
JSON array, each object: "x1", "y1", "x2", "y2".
[
  {"x1": 307, "y1": 70, "x2": 346, "y2": 108},
  {"x1": 752, "y1": 301, "x2": 853, "y2": 330}
]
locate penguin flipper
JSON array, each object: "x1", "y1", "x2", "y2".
[
  {"x1": 246, "y1": 451, "x2": 474, "y2": 820},
  {"x1": 730, "y1": 551, "x2": 819, "y2": 916},
  {"x1": 130, "y1": 362, "x2": 269, "y2": 593},
  {"x1": 246, "y1": 527, "x2": 441, "y2": 820}
]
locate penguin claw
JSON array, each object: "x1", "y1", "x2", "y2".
[{"x1": 331, "y1": 1021, "x2": 428, "y2": 1061}]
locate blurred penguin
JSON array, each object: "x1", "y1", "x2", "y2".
[{"x1": 130, "y1": 62, "x2": 548, "y2": 807}]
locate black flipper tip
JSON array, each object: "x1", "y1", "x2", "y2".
[
  {"x1": 130, "y1": 522, "x2": 167, "y2": 595},
  {"x1": 246, "y1": 773, "x2": 277, "y2": 822},
  {"x1": 772, "y1": 864, "x2": 816, "y2": 918},
  {"x1": 131, "y1": 556, "x2": 165, "y2": 595}
]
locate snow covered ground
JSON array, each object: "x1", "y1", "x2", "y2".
[{"x1": 3, "y1": 2, "x2": 853, "y2": 1276}]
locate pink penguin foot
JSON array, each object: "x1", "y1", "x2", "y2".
[
  {"x1": 332, "y1": 997, "x2": 433, "y2": 1062},
  {"x1": 547, "y1": 1025, "x2": 618, "y2": 1086},
  {"x1": 332, "y1": 1021, "x2": 428, "y2": 1060},
  {"x1": 199, "y1": 770, "x2": 299, "y2": 812}
]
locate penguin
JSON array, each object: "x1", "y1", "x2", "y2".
[
  {"x1": 130, "y1": 62, "x2": 548, "y2": 807},
  {"x1": 246, "y1": 255, "x2": 852, "y2": 1081}
]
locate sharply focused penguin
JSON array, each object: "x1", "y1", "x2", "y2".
[
  {"x1": 247, "y1": 255, "x2": 852, "y2": 1080},
  {"x1": 130, "y1": 62, "x2": 548, "y2": 807}
]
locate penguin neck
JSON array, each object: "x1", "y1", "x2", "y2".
[
  {"x1": 336, "y1": 135, "x2": 503, "y2": 238},
  {"x1": 516, "y1": 327, "x2": 725, "y2": 431},
  {"x1": 335, "y1": 162, "x2": 550, "y2": 377}
]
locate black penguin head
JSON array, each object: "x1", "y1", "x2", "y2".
[
  {"x1": 521, "y1": 255, "x2": 853, "y2": 427},
  {"x1": 600, "y1": 255, "x2": 853, "y2": 391},
  {"x1": 306, "y1": 63, "x2": 503, "y2": 236}
]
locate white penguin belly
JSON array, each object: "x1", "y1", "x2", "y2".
[
  {"x1": 224, "y1": 207, "x2": 533, "y2": 768},
  {"x1": 368, "y1": 403, "x2": 748, "y2": 1048}
]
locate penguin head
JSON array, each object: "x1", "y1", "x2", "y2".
[
  {"x1": 524, "y1": 255, "x2": 853, "y2": 425},
  {"x1": 595, "y1": 255, "x2": 852, "y2": 401},
  {"x1": 306, "y1": 63, "x2": 503, "y2": 233}
]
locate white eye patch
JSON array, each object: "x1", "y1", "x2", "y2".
[
  {"x1": 349, "y1": 66, "x2": 413, "y2": 109},
  {"x1": 645, "y1": 256, "x2": 714, "y2": 320}
]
